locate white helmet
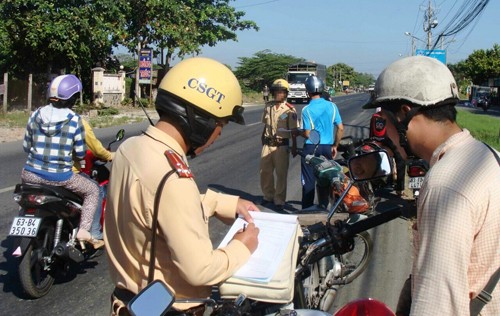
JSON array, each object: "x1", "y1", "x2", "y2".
[{"x1": 364, "y1": 56, "x2": 459, "y2": 109}]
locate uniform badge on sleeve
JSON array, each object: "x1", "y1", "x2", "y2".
[{"x1": 164, "y1": 150, "x2": 193, "y2": 178}]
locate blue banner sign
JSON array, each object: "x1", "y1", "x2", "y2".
[{"x1": 416, "y1": 49, "x2": 447, "y2": 64}]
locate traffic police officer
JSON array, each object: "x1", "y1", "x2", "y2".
[
  {"x1": 260, "y1": 79, "x2": 298, "y2": 209},
  {"x1": 105, "y1": 57, "x2": 260, "y2": 316}
]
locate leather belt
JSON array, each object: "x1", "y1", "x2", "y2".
[
  {"x1": 165, "y1": 305, "x2": 205, "y2": 316},
  {"x1": 263, "y1": 137, "x2": 289, "y2": 147}
]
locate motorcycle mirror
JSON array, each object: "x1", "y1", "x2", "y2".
[
  {"x1": 308, "y1": 129, "x2": 320, "y2": 145},
  {"x1": 128, "y1": 280, "x2": 175, "y2": 316},
  {"x1": 115, "y1": 129, "x2": 125, "y2": 142},
  {"x1": 348, "y1": 150, "x2": 392, "y2": 181}
]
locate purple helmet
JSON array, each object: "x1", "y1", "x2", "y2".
[{"x1": 48, "y1": 74, "x2": 83, "y2": 100}]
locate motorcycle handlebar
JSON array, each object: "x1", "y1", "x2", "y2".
[{"x1": 346, "y1": 208, "x2": 401, "y2": 237}]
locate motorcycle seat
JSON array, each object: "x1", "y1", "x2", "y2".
[{"x1": 15, "y1": 183, "x2": 83, "y2": 204}]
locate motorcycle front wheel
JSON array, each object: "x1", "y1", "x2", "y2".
[
  {"x1": 336, "y1": 231, "x2": 373, "y2": 284},
  {"x1": 18, "y1": 225, "x2": 55, "y2": 298}
]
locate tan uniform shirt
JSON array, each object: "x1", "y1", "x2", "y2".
[
  {"x1": 261, "y1": 101, "x2": 298, "y2": 140},
  {"x1": 411, "y1": 129, "x2": 500, "y2": 315},
  {"x1": 104, "y1": 126, "x2": 250, "y2": 309}
]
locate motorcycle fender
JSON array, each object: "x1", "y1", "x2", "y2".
[{"x1": 11, "y1": 237, "x2": 33, "y2": 257}]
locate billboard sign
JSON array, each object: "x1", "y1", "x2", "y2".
[
  {"x1": 416, "y1": 49, "x2": 447, "y2": 64},
  {"x1": 139, "y1": 49, "x2": 152, "y2": 84}
]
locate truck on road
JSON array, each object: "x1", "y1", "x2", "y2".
[{"x1": 287, "y1": 62, "x2": 327, "y2": 103}]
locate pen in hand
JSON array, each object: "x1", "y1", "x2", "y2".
[{"x1": 243, "y1": 224, "x2": 247, "y2": 232}]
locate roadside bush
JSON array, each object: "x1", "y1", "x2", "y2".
[{"x1": 97, "y1": 107, "x2": 119, "y2": 116}]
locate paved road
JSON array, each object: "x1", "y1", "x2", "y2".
[{"x1": 0, "y1": 94, "x2": 413, "y2": 314}]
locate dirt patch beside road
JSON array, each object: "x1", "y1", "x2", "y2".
[
  {"x1": 0, "y1": 108, "x2": 158, "y2": 143},
  {"x1": 0, "y1": 127, "x2": 25, "y2": 143}
]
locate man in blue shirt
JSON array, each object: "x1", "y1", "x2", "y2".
[{"x1": 294, "y1": 75, "x2": 344, "y2": 209}]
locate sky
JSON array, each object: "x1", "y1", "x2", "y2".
[{"x1": 190, "y1": 0, "x2": 499, "y2": 77}]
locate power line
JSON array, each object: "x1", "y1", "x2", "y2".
[
  {"x1": 235, "y1": 0, "x2": 281, "y2": 9},
  {"x1": 431, "y1": 0, "x2": 490, "y2": 51}
]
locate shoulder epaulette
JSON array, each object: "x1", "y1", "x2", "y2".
[
  {"x1": 286, "y1": 102, "x2": 295, "y2": 110},
  {"x1": 164, "y1": 150, "x2": 193, "y2": 178}
]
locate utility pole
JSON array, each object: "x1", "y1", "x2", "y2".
[
  {"x1": 339, "y1": 69, "x2": 342, "y2": 90},
  {"x1": 423, "y1": 0, "x2": 438, "y2": 50},
  {"x1": 134, "y1": 39, "x2": 142, "y2": 106},
  {"x1": 332, "y1": 67, "x2": 335, "y2": 89}
]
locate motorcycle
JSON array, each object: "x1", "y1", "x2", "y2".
[
  {"x1": 79, "y1": 129, "x2": 125, "y2": 227},
  {"x1": 125, "y1": 148, "x2": 402, "y2": 316},
  {"x1": 8, "y1": 129, "x2": 124, "y2": 298},
  {"x1": 478, "y1": 96, "x2": 490, "y2": 112},
  {"x1": 293, "y1": 133, "x2": 378, "y2": 216}
]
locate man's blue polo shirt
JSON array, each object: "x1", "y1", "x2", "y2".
[{"x1": 301, "y1": 98, "x2": 342, "y2": 145}]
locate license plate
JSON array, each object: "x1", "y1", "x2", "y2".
[
  {"x1": 9, "y1": 217, "x2": 41, "y2": 237},
  {"x1": 409, "y1": 177, "x2": 424, "y2": 189}
]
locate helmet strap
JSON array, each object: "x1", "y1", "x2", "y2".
[
  {"x1": 155, "y1": 90, "x2": 217, "y2": 157},
  {"x1": 383, "y1": 107, "x2": 420, "y2": 158},
  {"x1": 185, "y1": 105, "x2": 217, "y2": 158}
]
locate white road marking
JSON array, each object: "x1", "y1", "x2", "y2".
[
  {"x1": 246, "y1": 122, "x2": 262, "y2": 127},
  {"x1": 0, "y1": 186, "x2": 15, "y2": 194}
]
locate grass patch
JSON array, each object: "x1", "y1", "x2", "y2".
[
  {"x1": 243, "y1": 91, "x2": 265, "y2": 104},
  {"x1": 457, "y1": 109, "x2": 500, "y2": 150},
  {"x1": 0, "y1": 110, "x2": 30, "y2": 128},
  {"x1": 88, "y1": 115, "x2": 144, "y2": 128}
]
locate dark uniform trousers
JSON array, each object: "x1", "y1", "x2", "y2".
[{"x1": 301, "y1": 144, "x2": 333, "y2": 209}]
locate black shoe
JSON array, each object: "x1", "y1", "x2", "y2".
[
  {"x1": 273, "y1": 204, "x2": 290, "y2": 214},
  {"x1": 261, "y1": 199, "x2": 273, "y2": 206}
]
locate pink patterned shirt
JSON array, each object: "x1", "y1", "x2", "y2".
[{"x1": 411, "y1": 129, "x2": 500, "y2": 316}]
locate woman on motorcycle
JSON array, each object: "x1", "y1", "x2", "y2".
[
  {"x1": 73, "y1": 118, "x2": 114, "y2": 240},
  {"x1": 21, "y1": 74, "x2": 104, "y2": 249}
]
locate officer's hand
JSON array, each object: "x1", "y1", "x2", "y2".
[
  {"x1": 233, "y1": 223, "x2": 259, "y2": 253},
  {"x1": 236, "y1": 198, "x2": 260, "y2": 224},
  {"x1": 291, "y1": 147, "x2": 297, "y2": 158}
]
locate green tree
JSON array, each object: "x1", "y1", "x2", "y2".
[
  {"x1": 461, "y1": 44, "x2": 500, "y2": 85},
  {"x1": 0, "y1": 0, "x2": 127, "y2": 80},
  {"x1": 327, "y1": 63, "x2": 355, "y2": 90},
  {"x1": 234, "y1": 50, "x2": 302, "y2": 93},
  {"x1": 448, "y1": 60, "x2": 470, "y2": 96},
  {"x1": 121, "y1": 0, "x2": 258, "y2": 69},
  {"x1": 351, "y1": 72, "x2": 375, "y2": 89}
]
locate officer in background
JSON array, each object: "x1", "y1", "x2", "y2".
[
  {"x1": 105, "y1": 57, "x2": 260, "y2": 316},
  {"x1": 260, "y1": 79, "x2": 298, "y2": 210},
  {"x1": 262, "y1": 84, "x2": 270, "y2": 102},
  {"x1": 294, "y1": 75, "x2": 344, "y2": 209}
]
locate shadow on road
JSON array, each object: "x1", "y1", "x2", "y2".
[
  {"x1": 0, "y1": 236, "x2": 104, "y2": 299},
  {"x1": 0, "y1": 236, "x2": 25, "y2": 298}
]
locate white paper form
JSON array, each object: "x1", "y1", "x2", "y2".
[{"x1": 218, "y1": 211, "x2": 298, "y2": 283}]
